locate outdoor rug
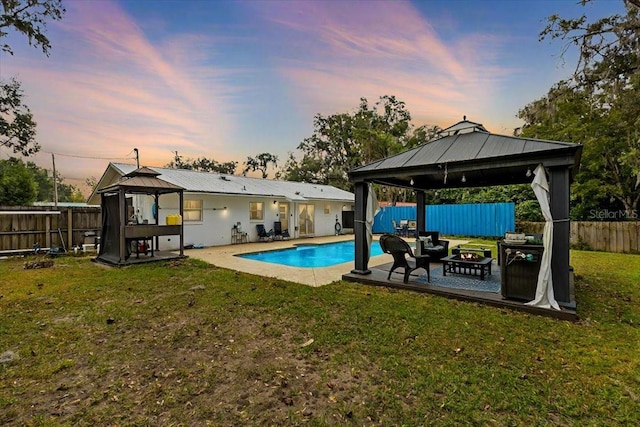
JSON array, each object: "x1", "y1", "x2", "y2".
[{"x1": 384, "y1": 263, "x2": 502, "y2": 294}]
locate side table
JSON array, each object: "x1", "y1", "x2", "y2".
[{"x1": 231, "y1": 227, "x2": 248, "y2": 244}]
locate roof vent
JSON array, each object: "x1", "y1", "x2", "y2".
[{"x1": 220, "y1": 176, "x2": 230, "y2": 181}]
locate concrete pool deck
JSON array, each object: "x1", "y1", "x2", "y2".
[{"x1": 183, "y1": 234, "x2": 470, "y2": 287}]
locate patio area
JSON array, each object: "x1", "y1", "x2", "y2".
[
  {"x1": 343, "y1": 261, "x2": 576, "y2": 321},
  {"x1": 183, "y1": 234, "x2": 576, "y2": 320}
]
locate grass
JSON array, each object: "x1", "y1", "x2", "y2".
[{"x1": 1, "y1": 248, "x2": 639, "y2": 426}]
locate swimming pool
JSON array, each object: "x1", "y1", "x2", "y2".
[{"x1": 236, "y1": 240, "x2": 384, "y2": 268}]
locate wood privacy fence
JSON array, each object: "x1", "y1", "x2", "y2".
[
  {"x1": 0, "y1": 206, "x2": 101, "y2": 253},
  {"x1": 518, "y1": 221, "x2": 640, "y2": 254}
]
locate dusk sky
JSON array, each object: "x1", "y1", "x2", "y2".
[{"x1": 0, "y1": 0, "x2": 624, "y2": 194}]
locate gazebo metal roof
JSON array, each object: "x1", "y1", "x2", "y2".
[{"x1": 349, "y1": 120, "x2": 582, "y2": 190}]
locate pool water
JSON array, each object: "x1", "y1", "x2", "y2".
[{"x1": 236, "y1": 240, "x2": 384, "y2": 268}]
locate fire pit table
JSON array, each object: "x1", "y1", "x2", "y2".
[{"x1": 441, "y1": 253, "x2": 493, "y2": 280}]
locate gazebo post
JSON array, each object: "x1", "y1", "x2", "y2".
[
  {"x1": 416, "y1": 190, "x2": 426, "y2": 235},
  {"x1": 154, "y1": 193, "x2": 160, "y2": 251},
  {"x1": 119, "y1": 189, "x2": 127, "y2": 263},
  {"x1": 179, "y1": 190, "x2": 184, "y2": 257},
  {"x1": 549, "y1": 167, "x2": 573, "y2": 307},
  {"x1": 351, "y1": 182, "x2": 370, "y2": 274}
]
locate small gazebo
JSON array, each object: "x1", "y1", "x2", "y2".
[
  {"x1": 95, "y1": 167, "x2": 186, "y2": 266},
  {"x1": 343, "y1": 119, "x2": 582, "y2": 316}
]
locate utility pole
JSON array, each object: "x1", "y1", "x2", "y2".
[
  {"x1": 51, "y1": 153, "x2": 58, "y2": 208},
  {"x1": 134, "y1": 148, "x2": 140, "y2": 168}
]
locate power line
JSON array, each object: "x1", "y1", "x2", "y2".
[{"x1": 39, "y1": 149, "x2": 136, "y2": 161}]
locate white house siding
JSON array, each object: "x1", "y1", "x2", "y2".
[
  {"x1": 132, "y1": 193, "x2": 353, "y2": 250},
  {"x1": 90, "y1": 163, "x2": 355, "y2": 250}
]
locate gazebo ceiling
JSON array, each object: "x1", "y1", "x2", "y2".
[{"x1": 349, "y1": 120, "x2": 583, "y2": 190}]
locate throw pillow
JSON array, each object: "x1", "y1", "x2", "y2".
[{"x1": 426, "y1": 236, "x2": 434, "y2": 248}]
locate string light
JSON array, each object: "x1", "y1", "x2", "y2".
[{"x1": 461, "y1": 174, "x2": 466, "y2": 183}]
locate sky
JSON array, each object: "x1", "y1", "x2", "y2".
[{"x1": 0, "y1": 0, "x2": 625, "y2": 195}]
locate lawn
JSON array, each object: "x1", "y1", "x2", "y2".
[{"x1": 1, "y1": 248, "x2": 639, "y2": 426}]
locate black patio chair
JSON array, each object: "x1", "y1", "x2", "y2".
[
  {"x1": 379, "y1": 234, "x2": 430, "y2": 283},
  {"x1": 273, "y1": 221, "x2": 283, "y2": 240},
  {"x1": 256, "y1": 224, "x2": 273, "y2": 242}
]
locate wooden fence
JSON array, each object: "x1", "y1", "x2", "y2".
[
  {"x1": 0, "y1": 206, "x2": 101, "y2": 253},
  {"x1": 518, "y1": 221, "x2": 640, "y2": 254}
]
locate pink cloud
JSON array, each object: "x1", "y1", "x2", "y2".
[
  {"x1": 2, "y1": 0, "x2": 242, "y2": 186},
  {"x1": 254, "y1": 0, "x2": 518, "y2": 130}
]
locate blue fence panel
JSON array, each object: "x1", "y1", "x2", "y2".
[
  {"x1": 373, "y1": 203, "x2": 514, "y2": 237},
  {"x1": 372, "y1": 206, "x2": 416, "y2": 234},
  {"x1": 426, "y1": 203, "x2": 514, "y2": 237}
]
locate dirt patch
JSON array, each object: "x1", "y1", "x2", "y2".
[
  {"x1": 24, "y1": 259, "x2": 54, "y2": 269},
  {"x1": 13, "y1": 312, "x2": 382, "y2": 425}
]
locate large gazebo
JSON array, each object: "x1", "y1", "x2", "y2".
[{"x1": 343, "y1": 119, "x2": 582, "y2": 316}]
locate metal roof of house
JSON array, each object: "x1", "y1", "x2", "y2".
[
  {"x1": 349, "y1": 119, "x2": 582, "y2": 189},
  {"x1": 100, "y1": 163, "x2": 354, "y2": 202}
]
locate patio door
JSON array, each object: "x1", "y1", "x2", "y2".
[
  {"x1": 278, "y1": 203, "x2": 289, "y2": 231},
  {"x1": 298, "y1": 204, "x2": 315, "y2": 236}
]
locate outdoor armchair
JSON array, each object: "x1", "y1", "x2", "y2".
[
  {"x1": 379, "y1": 234, "x2": 431, "y2": 283},
  {"x1": 417, "y1": 231, "x2": 449, "y2": 261}
]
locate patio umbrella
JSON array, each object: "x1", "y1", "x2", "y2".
[
  {"x1": 526, "y1": 164, "x2": 560, "y2": 310},
  {"x1": 366, "y1": 183, "x2": 380, "y2": 262}
]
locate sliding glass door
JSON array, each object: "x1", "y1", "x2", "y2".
[{"x1": 298, "y1": 204, "x2": 315, "y2": 236}]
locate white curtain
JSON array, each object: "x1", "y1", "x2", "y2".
[
  {"x1": 526, "y1": 164, "x2": 560, "y2": 310},
  {"x1": 366, "y1": 183, "x2": 380, "y2": 262}
]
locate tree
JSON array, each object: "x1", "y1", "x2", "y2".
[
  {"x1": 281, "y1": 95, "x2": 439, "y2": 192},
  {"x1": 56, "y1": 181, "x2": 85, "y2": 202},
  {"x1": 541, "y1": 0, "x2": 640, "y2": 92},
  {"x1": 242, "y1": 153, "x2": 278, "y2": 179},
  {"x1": 0, "y1": 157, "x2": 37, "y2": 205},
  {"x1": 519, "y1": 0, "x2": 640, "y2": 217},
  {"x1": 22, "y1": 160, "x2": 85, "y2": 202},
  {"x1": 85, "y1": 176, "x2": 97, "y2": 192},
  {"x1": 25, "y1": 160, "x2": 52, "y2": 200},
  {"x1": 1, "y1": 0, "x2": 65, "y2": 56},
  {"x1": 0, "y1": 78, "x2": 38, "y2": 156},
  {"x1": 166, "y1": 152, "x2": 237, "y2": 175},
  {"x1": 1, "y1": 0, "x2": 65, "y2": 156}
]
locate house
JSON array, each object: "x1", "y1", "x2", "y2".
[{"x1": 88, "y1": 163, "x2": 355, "y2": 249}]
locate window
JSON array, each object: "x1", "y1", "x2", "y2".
[
  {"x1": 183, "y1": 200, "x2": 203, "y2": 222},
  {"x1": 250, "y1": 202, "x2": 264, "y2": 220},
  {"x1": 324, "y1": 203, "x2": 330, "y2": 214}
]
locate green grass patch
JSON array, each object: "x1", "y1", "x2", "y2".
[{"x1": 1, "y1": 250, "x2": 639, "y2": 425}]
